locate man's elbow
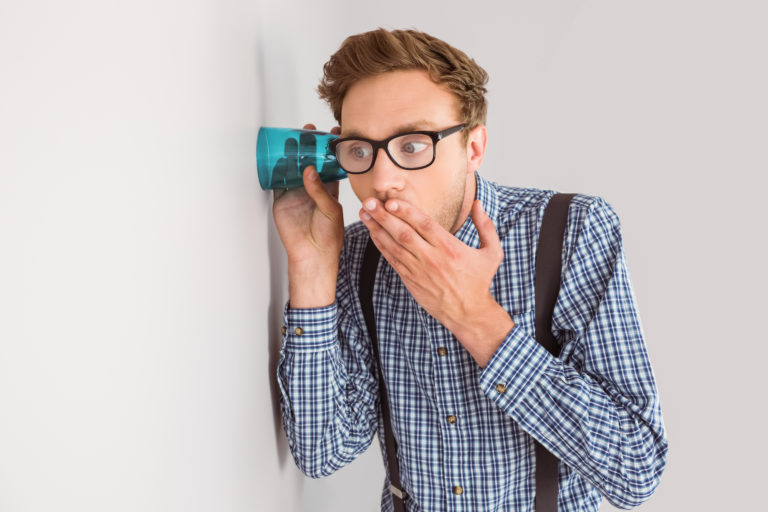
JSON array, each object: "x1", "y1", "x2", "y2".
[
  {"x1": 291, "y1": 449, "x2": 338, "y2": 479},
  {"x1": 610, "y1": 438, "x2": 669, "y2": 509},
  {"x1": 609, "y1": 483, "x2": 660, "y2": 510}
]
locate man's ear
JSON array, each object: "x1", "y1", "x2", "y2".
[{"x1": 465, "y1": 124, "x2": 487, "y2": 173}]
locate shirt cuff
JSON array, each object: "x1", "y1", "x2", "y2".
[
  {"x1": 282, "y1": 300, "x2": 338, "y2": 352},
  {"x1": 479, "y1": 321, "x2": 553, "y2": 414}
]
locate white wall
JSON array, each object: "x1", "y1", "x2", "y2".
[{"x1": 1, "y1": 1, "x2": 766, "y2": 511}]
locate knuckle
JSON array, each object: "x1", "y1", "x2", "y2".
[
  {"x1": 397, "y1": 230, "x2": 413, "y2": 245},
  {"x1": 444, "y1": 245, "x2": 460, "y2": 262},
  {"x1": 388, "y1": 240, "x2": 402, "y2": 257}
]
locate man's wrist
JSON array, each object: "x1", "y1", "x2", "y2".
[
  {"x1": 287, "y1": 260, "x2": 338, "y2": 309},
  {"x1": 450, "y1": 299, "x2": 515, "y2": 368}
]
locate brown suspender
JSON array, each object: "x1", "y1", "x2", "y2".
[
  {"x1": 359, "y1": 192, "x2": 577, "y2": 512},
  {"x1": 359, "y1": 237, "x2": 406, "y2": 512},
  {"x1": 532, "y1": 192, "x2": 577, "y2": 511}
]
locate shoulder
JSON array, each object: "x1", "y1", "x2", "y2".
[
  {"x1": 492, "y1": 180, "x2": 603, "y2": 213},
  {"x1": 485, "y1": 179, "x2": 624, "y2": 267},
  {"x1": 488, "y1": 178, "x2": 619, "y2": 230}
]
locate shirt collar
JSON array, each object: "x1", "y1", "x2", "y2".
[{"x1": 453, "y1": 171, "x2": 499, "y2": 248}]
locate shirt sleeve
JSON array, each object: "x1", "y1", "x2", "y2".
[
  {"x1": 478, "y1": 196, "x2": 669, "y2": 509},
  {"x1": 276, "y1": 246, "x2": 380, "y2": 479}
]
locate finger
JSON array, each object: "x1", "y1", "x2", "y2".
[
  {"x1": 330, "y1": 126, "x2": 341, "y2": 135},
  {"x1": 381, "y1": 198, "x2": 445, "y2": 248},
  {"x1": 363, "y1": 210, "x2": 417, "y2": 276},
  {"x1": 302, "y1": 123, "x2": 316, "y2": 130},
  {"x1": 303, "y1": 166, "x2": 341, "y2": 219},
  {"x1": 362, "y1": 198, "x2": 431, "y2": 258},
  {"x1": 471, "y1": 200, "x2": 503, "y2": 261}
]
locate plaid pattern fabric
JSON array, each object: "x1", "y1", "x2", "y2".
[{"x1": 277, "y1": 172, "x2": 668, "y2": 511}]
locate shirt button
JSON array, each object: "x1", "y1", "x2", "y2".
[
  {"x1": 446, "y1": 414, "x2": 457, "y2": 424},
  {"x1": 294, "y1": 327, "x2": 304, "y2": 336},
  {"x1": 281, "y1": 325, "x2": 287, "y2": 336},
  {"x1": 453, "y1": 485, "x2": 463, "y2": 495},
  {"x1": 495, "y1": 383, "x2": 507, "y2": 394},
  {"x1": 437, "y1": 347, "x2": 448, "y2": 356}
]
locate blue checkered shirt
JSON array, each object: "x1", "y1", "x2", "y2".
[{"x1": 277, "y1": 172, "x2": 668, "y2": 511}]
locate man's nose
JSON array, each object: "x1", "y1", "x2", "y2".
[{"x1": 370, "y1": 147, "x2": 405, "y2": 195}]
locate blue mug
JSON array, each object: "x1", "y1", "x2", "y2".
[{"x1": 257, "y1": 127, "x2": 348, "y2": 190}]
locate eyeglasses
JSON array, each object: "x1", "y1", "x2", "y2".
[{"x1": 328, "y1": 123, "x2": 466, "y2": 174}]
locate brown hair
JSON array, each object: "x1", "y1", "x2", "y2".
[{"x1": 317, "y1": 28, "x2": 488, "y2": 138}]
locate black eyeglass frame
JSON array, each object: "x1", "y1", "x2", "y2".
[{"x1": 328, "y1": 123, "x2": 466, "y2": 174}]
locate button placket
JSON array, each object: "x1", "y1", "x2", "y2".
[
  {"x1": 423, "y1": 311, "x2": 465, "y2": 505},
  {"x1": 435, "y1": 336, "x2": 464, "y2": 504}
]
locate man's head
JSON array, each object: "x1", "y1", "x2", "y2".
[
  {"x1": 318, "y1": 28, "x2": 488, "y2": 145},
  {"x1": 318, "y1": 28, "x2": 489, "y2": 234}
]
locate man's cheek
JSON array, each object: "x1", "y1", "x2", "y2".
[
  {"x1": 347, "y1": 176, "x2": 369, "y2": 202},
  {"x1": 349, "y1": 183, "x2": 363, "y2": 201}
]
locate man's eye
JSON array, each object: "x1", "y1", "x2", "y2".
[
  {"x1": 348, "y1": 145, "x2": 371, "y2": 159},
  {"x1": 400, "y1": 141, "x2": 429, "y2": 154}
]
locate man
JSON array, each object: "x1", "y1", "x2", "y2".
[{"x1": 272, "y1": 28, "x2": 668, "y2": 511}]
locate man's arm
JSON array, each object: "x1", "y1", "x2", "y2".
[
  {"x1": 272, "y1": 123, "x2": 379, "y2": 477},
  {"x1": 276, "y1": 236, "x2": 380, "y2": 478},
  {"x1": 479, "y1": 196, "x2": 668, "y2": 509}
]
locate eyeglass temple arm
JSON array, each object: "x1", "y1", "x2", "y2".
[{"x1": 436, "y1": 124, "x2": 466, "y2": 140}]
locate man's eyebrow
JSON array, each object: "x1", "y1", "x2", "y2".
[{"x1": 340, "y1": 120, "x2": 440, "y2": 139}]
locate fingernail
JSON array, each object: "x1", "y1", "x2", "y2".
[
  {"x1": 386, "y1": 201, "x2": 398, "y2": 212},
  {"x1": 361, "y1": 211, "x2": 371, "y2": 221},
  {"x1": 365, "y1": 199, "x2": 376, "y2": 211}
]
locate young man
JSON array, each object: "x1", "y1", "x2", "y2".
[{"x1": 272, "y1": 28, "x2": 668, "y2": 512}]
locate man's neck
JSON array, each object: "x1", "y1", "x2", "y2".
[{"x1": 450, "y1": 171, "x2": 478, "y2": 234}]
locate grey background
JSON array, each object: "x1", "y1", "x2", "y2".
[{"x1": 1, "y1": 0, "x2": 765, "y2": 510}]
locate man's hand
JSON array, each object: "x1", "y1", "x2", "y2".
[
  {"x1": 272, "y1": 124, "x2": 344, "y2": 308},
  {"x1": 359, "y1": 197, "x2": 515, "y2": 367}
]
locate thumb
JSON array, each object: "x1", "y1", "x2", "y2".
[
  {"x1": 471, "y1": 200, "x2": 502, "y2": 257},
  {"x1": 303, "y1": 166, "x2": 341, "y2": 217}
]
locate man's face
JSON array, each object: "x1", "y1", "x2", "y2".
[{"x1": 339, "y1": 69, "x2": 482, "y2": 234}]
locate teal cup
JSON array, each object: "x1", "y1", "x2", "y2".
[{"x1": 257, "y1": 127, "x2": 347, "y2": 190}]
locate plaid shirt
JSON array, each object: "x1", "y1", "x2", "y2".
[{"x1": 277, "y1": 172, "x2": 668, "y2": 511}]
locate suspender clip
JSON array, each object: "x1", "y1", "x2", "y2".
[{"x1": 390, "y1": 484, "x2": 407, "y2": 500}]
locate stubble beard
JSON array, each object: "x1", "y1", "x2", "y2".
[{"x1": 435, "y1": 166, "x2": 471, "y2": 235}]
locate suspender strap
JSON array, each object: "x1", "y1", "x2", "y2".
[
  {"x1": 358, "y1": 192, "x2": 576, "y2": 512},
  {"x1": 359, "y1": 238, "x2": 406, "y2": 512},
  {"x1": 534, "y1": 192, "x2": 576, "y2": 512}
]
